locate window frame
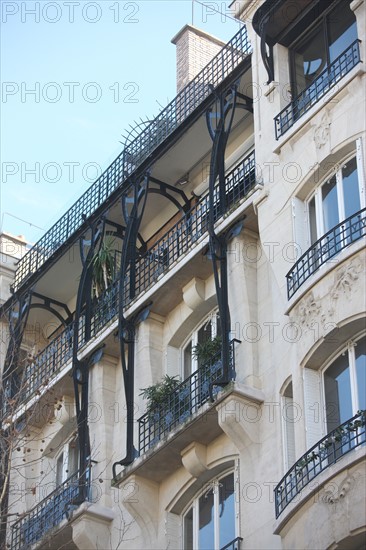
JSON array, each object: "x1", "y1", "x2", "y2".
[
  {"x1": 321, "y1": 332, "x2": 365, "y2": 435},
  {"x1": 306, "y1": 145, "x2": 365, "y2": 244},
  {"x1": 181, "y1": 309, "x2": 220, "y2": 379},
  {"x1": 54, "y1": 434, "x2": 79, "y2": 486},
  {"x1": 289, "y1": 0, "x2": 357, "y2": 97},
  {"x1": 281, "y1": 380, "x2": 296, "y2": 472},
  {"x1": 182, "y1": 467, "x2": 239, "y2": 550}
]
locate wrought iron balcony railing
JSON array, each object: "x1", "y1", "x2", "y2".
[
  {"x1": 286, "y1": 208, "x2": 366, "y2": 299},
  {"x1": 6, "y1": 152, "x2": 256, "y2": 415},
  {"x1": 13, "y1": 27, "x2": 251, "y2": 292},
  {"x1": 87, "y1": 151, "x2": 256, "y2": 335},
  {"x1": 11, "y1": 466, "x2": 91, "y2": 550},
  {"x1": 138, "y1": 342, "x2": 235, "y2": 455},
  {"x1": 274, "y1": 411, "x2": 366, "y2": 519},
  {"x1": 122, "y1": 150, "x2": 256, "y2": 303},
  {"x1": 275, "y1": 40, "x2": 361, "y2": 140},
  {"x1": 220, "y1": 537, "x2": 243, "y2": 550},
  {"x1": 2, "y1": 324, "x2": 74, "y2": 418}
]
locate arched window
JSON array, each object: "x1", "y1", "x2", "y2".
[
  {"x1": 323, "y1": 334, "x2": 365, "y2": 433},
  {"x1": 183, "y1": 471, "x2": 237, "y2": 550}
]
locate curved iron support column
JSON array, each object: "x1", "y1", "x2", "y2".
[
  {"x1": 1, "y1": 293, "x2": 31, "y2": 413},
  {"x1": 149, "y1": 176, "x2": 191, "y2": 213},
  {"x1": 0, "y1": 294, "x2": 31, "y2": 548},
  {"x1": 206, "y1": 85, "x2": 238, "y2": 386},
  {"x1": 30, "y1": 292, "x2": 72, "y2": 325},
  {"x1": 259, "y1": 17, "x2": 274, "y2": 84},
  {"x1": 112, "y1": 173, "x2": 150, "y2": 478},
  {"x1": 72, "y1": 218, "x2": 104, "y2": 502}
]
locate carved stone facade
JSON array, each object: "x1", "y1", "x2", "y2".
[{"x1": 1, "y1": 1, "x2": 365, "y2": 549}]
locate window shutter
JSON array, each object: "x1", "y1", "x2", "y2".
[
  {"x1": 291, "y1": 197, "x2": 309, "y2": 258},
  {"x1": 303, "y1": 368, "x2": 324, "y2": 448},
  {"x1": 166, "y1": 345, "x2": 180, "y2": 378},
  {"x1": 165, "y1": 511, "x2": 181, "y2": 549}
]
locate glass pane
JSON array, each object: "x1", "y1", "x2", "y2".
[
  {"x1": 355, "y1": 337, "x2": 366, "y2": 411},
  {"x1": 328, "y1": 0, "x2": 357, "y2": 63},
  {"x1": 199, "y1": 488, "x2": 215, "y2": 550},
  {"x1": 322, "y1": 176, "x2": 339, "y2": 233},
  {"x1": 184, "y1": 341, "x2": 192, "y2": 378},
  {"x1": 283, "y1": 383, "x2": 296, "y2": 467},
  {"x1": 184, "y1": 507, "x2": 194, "y2": 550},
  {"x1": 219, "y1": 474, "x2": 235, "y2": 549},
  {"x1": 342, "y1": 157, "x2": 360, "y2": 219},
  {"x1": 67, "y1": 439, "x2": 79, "y2": 477},
  {"x1": 292, "y1": 24, "x2": 326, "y2": 95},
  {"x1": 325, "y1": 353, "x2": 352, "y2": 432},
  {"x1": 216, "y1": 313, "x2": 221, "y2": 338},
  {"x1": 309, "y1": 196, "x2": 318, "y2": 243},
  {"x1": 198, "y1": 320, "x2": 213, "y2": 345},
  {"x1": 56, "y1": 453, "x2": 64, "y2": 486},
  {"x1": 197, "y1": 320, "x2": 213, "y2": 368}
]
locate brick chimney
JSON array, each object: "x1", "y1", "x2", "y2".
[{"x1": 171, "y1": 25, "x2": 225, "y2": 93}]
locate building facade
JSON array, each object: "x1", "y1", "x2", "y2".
[{"x1": 0, "y1": 0, "x2": 365, "y2": 548}]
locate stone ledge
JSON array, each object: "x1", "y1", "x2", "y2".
[{"x1": 273, "y1": 447, "x2": 366, "y2": 535}]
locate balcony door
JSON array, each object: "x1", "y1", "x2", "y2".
[
  {"x1": 56, "y1": 436, "x2": 79, "y2": 487},
  {"x1": 183, "y1": 311, "x2": 221, "y2": 378},
  {"x1": 323, "y1": 335, "x2": 365, "y2": 434}
]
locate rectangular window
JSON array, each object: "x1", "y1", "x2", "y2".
[
  {"x1": 290, "y1": 0, "x2": 357, "y2": 97},
  {"x1": 307, "y1": 151, "x2": 363, "y2": 245}
]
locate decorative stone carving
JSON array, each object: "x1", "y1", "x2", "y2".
[
  {"x1": 313, "y1": 111, "x2": 331, "y2": 149},
  {"x1": 297, "y1": 292, "x2": 321, "y2": 328},
  {"x1": 330, "y1": 258, "x2": 362, "y2": 300},
  {"x1": 322, "y1": 474, "x2": 356, "y2": 504}
]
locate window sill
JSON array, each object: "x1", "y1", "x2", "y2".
[{"x1": 273, "y1": 447, "x2": 365, "y2": 536}]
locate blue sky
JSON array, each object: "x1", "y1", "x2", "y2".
[{"x1": 1, "y1": 0, "x2": 241, "y2": 244}]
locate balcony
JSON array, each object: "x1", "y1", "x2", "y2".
[
  {"x1": 274, "y1": 411, "x2": 366, "y2": 519},
  {"x1": 220, "y1": 537, "x2": 243, "y2": 550},
  {"x1": 138, "y1": 342, "x2": 235, "y2": 455},
  {"x1": 13, "y1": 27, "x2": 251, "y2": 293},
  {"x1": 2, "y1": 323, "x2": 74, "y2": 419},
  {"x1": 286, "y1": 208, "x2": 366, "y2": 299},
  {"x1": 275, "y1": 40, "x2": 361, "y2": 140},
  {"x1": 4, "y1": 152, "x2": 257, "y2": 416},
  {"x1": 11, "y1": 466, "x2": 91, "y2": 550}
]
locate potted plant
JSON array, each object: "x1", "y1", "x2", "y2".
[
  {"x1": 192, "y1": 336, "x2": 222, "y2": 366},
  {"x1": 140, "y1": 374, "x2": 181, "y2": 430},
  {"x1": 192, "y1": 336, "x2": 223, "y2": 401},
  {"x1": 90, "y1": 237, "x2": 119, "y2": 326},
  {"x1": 91, "y1": 237, "x2": 117, "y2": 299}
]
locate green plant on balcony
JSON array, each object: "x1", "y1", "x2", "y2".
[
  {"x1": 140, "y1": 375, "x2": 194, "y2": 443},
  {"x1": 91, "y1": 237, "x2": 117, "y2": 298},
  {"x1": 193, "y1": 336, "x2": 223, "y2": 401},
  {"x1": 192, "y1": 336, "x2": 222, "y2": 366},
  {"x1": 140, "y1": 375, "x2": 180, "y2": 413}
]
